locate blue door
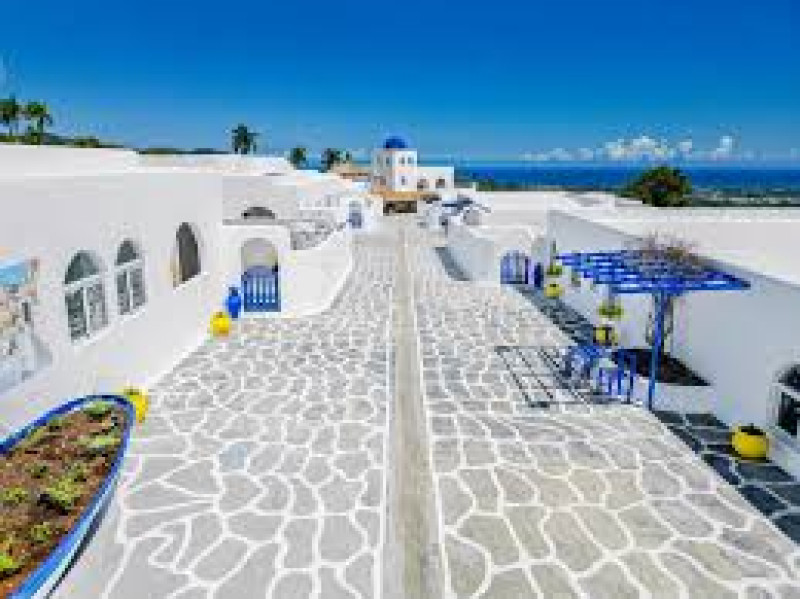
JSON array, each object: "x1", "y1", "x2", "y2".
[
  {"x1": 349, "y1": 209, "x2": 363, "y2": 229},
  {"x1": 500, "y1": 252, "x2": 530, "y2": 284},
  {"x1": 242, "y1": 266, "x2": 280, "y2": 312}
]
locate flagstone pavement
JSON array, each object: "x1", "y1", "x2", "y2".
[{"x1": 53, "y1": 221, "x2": 800, "y2": 598}]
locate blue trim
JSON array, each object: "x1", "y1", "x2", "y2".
[{"x1": 1, "y1": 394, "x2": 134, "y2": 599}]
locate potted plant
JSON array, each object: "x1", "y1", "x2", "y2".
[
  {"x1": 570, "y1": 269, "x2": 581, "y2": 289},
  {"x1": 0, "y1": 396, "x2": 133, "y2": 598},
  {"x1": 546, "y1": 262, "x2": 563, "y2": 279},
  {"x1": 121, "y1": 387, "x2": 149, "y2": 423},
  {"x1": 732, "y1": 424, "x2": 768, "y2": 460},
  {"x1": 210, "y1": 311, "x2": 232, "y2": 337},
  {"x1": 595, "y1": 298, "x2": 623, "y2": 346},
  {"x1": 545, "y1": 281, "x2": 563, "y2": 298}
]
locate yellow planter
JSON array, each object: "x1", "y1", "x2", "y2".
[
  {"x1": 121, "y1": 387, "x2": 149, "y2": 423},
  {"x1": 732, "y1": 426, "x2": 768, "y2": 460},
  {"x1": 545, "y1": 283, "x2": 563, "y2": 299},
  {"x1": 594, "y1": 326, "x2": 620, "y2": 346},
  {"x1": 210, "y1": 311, "x2": 232, "y2": 337}
]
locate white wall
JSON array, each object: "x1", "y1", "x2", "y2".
[
  {"x1": 281, "y1": 229, "x2": 353, "y2": 317},
  {"x1": 0, "y1": 144, "x2": 139, "y2": 176},
  {"x1": 548, "y1": 210, "x2": 800, "y2": 476},
  {"x1": 447, "y1": 224, "x2": 538, "y2": 283},
  {"x1": 0, "y1": 170, "x2": 224, "y2": 431}
]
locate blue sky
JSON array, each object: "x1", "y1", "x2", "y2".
[{"x1": 1, "y1": 0, "x2": 799, "y2": 162}]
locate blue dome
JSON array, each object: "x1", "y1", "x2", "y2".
[{"x1": 383, "y1": 136, "x2": 409, "y2": 150}]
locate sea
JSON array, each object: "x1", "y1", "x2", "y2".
[{"x1": 451, "y1": 164, "x2": 800, "y2": 198}]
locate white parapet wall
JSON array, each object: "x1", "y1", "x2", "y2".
[
  {"x1": 281, "y1": 228, "x2": 353, "y2": 317},
  {"x1": 0, "y1": 167, "x2": 224, "y2": 431},
  {"x1": 447, "y1": 223, "x2": 541, "y2": 283}
]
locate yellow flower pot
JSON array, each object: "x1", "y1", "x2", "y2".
[
  {"x1": 210, "y1": 311, "x2": 232, "y2": 337},
  {"x1": 732, "y1": 426, "x2": 768, "y2": 460},
  {"x1": 545, "y1": 283, "x2": 563, "y2": 299},
  {"x1": 121, "y1": 387, "x2": 149, "y2": 424}
]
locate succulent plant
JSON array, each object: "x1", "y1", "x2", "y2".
[
  {"x1": 47, "y1": 416, "x2": 66, "y2": 431},
  {"x1": 29, "y1": 522, "x2": 54, "y2": 544},
  {"x1": 78, "y1": 434, "x2": 120, "y2": 457},
  {"x1": 0, "y1": 551, "x2": 21, "y2": 579},
  {"x1": 40, "y1": 476, "x2": 82, "y2": 514},
  {"x1": 18, "y1": 426, "x2": 51, "y2": 452},
  {"x1": 29, "y1": 462, "x2": 49, "y2": 479},
  {"x1": 0, "y1": 486, "x2": 29, "y2": 506},
  {"x1": 66, "y1": 462, "x2": 89, "y2": 482},
  {"x1": 83, "y1": 401, "x2": 113, "y2": 421}
]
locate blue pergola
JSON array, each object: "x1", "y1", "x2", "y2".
[{"x1": 556, "y1": 249, "x2": 750, "y2": 408}]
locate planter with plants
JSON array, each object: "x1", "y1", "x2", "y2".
[
  {"x1": 545, "y1": 263, "x2": 563, "y2": 279},
  {"x1": 0, "y1": 395, "x2": 133, "y2": 598},
  {"x1": 595, "y1": 298, "x2": 623, "y2": 346},
  {"x1": 545, "y1": 282, "x2": 563, "y2": 298},
  {"x1": 732, "y1": 424, "x2": 769, "y2": 460}
]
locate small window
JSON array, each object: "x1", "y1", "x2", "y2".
[
  {"x1": 65, "y1": 251, "x2": 107, "y2": 341},
  {"x1": 436, "y1": 178, "x2": 447, "y2": 189},
  {"x1": 242, "y1": 206, "x2": 276, "y2": 219},
  {"x1": 400, "y1": 176, "x2": 407, "y2": 186},
  {"x1": 174, "y1": 223, "x2": 201, "y2": 286},
  {"x1": 115, "y1": 240, "x2": 146, "y2": 316},
  {"x1": 417, "y1": 179, "x2": 429, "y2": 190},
  {"x1": 775, "y1": 366, "x2": 800, "y2": 438},
  {"x1": 408, "y1": 156, "x2": 415, "y2": 165}
]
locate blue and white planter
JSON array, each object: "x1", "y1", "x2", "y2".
[{"x1": 0, "y1": 394, "x2": 134, "y2": 599}]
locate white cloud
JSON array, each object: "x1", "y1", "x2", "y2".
[
  {"x1": 789, "y1": 148, "x2": 799, "y2": 160},
  {"x1": 577, "y1": 147, "x2": 595, "y2": 161},
  {"x1": 600, "y1": 136, "x2": 675, "y2": 161},
  {"x1": 709, "y1": 135, "x2": 735, "y2": 159},
  {"x1": 677, "y1": 139, "x2": 694, "y2": 155}
]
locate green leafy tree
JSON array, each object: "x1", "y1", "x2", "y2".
[
  {"x1": 0, "y1": 96, "x2": 21, "y2": 137},
  {"x1": 231, "y1": 124, "x2": 259, "y2": 155},
  {"x1": 623, "y1": 165, "x2": 692, "y2": 207},
  {"x1": 22, "y1": 101, "x2": 53, "y2": 144},
  {"x1": 288, "y1": 146, "x2": 308, "y2": 168}
]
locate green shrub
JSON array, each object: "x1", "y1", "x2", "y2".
[
  {"x1": 78, "y1": 434, "x2": 120, "y2": 457},
  {"x1": 0, "y1": 487, "x2": 29, "y2": 506},
  {"x1": 83, "y1": 401, "x2": 113, "y2": 421},
  {"x1": 41, "y1": 476, "x2": 83, "y2": 513}
]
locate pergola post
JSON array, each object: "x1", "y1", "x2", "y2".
[{"x1": 647, "y1": 292, "x2": 667, "y2": 410}]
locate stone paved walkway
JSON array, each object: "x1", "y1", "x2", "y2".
[
  {"x1": 54, "y1": 233, "x2": 395, "y2": 599},
  {"x1": 52, "y1": 221, "x2": 800, "y2": 598},
  {"x1": 409, "y1": 228, "x2": 800, "y2": 599}
]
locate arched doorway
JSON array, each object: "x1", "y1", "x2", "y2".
[
  {"x1": 348, "y1": 200, "x2": 363, "y2": 229},
  {"x1": 500, "y1": 251, "x2": 530, "y2": 285},
  {"x1": 240, "y1": 239, "x2": 280, "y2": 312}
]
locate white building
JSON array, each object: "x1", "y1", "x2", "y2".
[
  {"x1": 446, "y1": 190, "x2": 800, "y2": 477},
  {"x1": 0, "y1": 144, "x2": 378, "y2": 431},
  {"x1": 371, "y1": 136, "x2": 458, "y2": 213}
]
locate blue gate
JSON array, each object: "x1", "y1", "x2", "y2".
[
  {"x1": 500, "y1": 252, "x2": 530, "y2": 284},
  {"x1": 242, "y1": 266, "x2": 280, "y2": 312},
  {"x1": 348, "y1": 205, "x2": 363, "y2": 229}
]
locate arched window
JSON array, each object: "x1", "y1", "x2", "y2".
[
  {"x1": 242, "y1": 206, "x2": 276, "y2": 219},
  {"x1": 64, "y1": 251, "x2": 107, "y2": 341},
  {"x1": 116, "y1": 240, "x2": 146, "y2": 315},
  {"x1": 436, "y1": 178, "x2": 447, "y2": 189},
  {"x1": 174, "y1": 223, "x2": 201, "y2": 286},
  {"x1": 774, "y1": 366, "x2": 800, "y2": 438}
]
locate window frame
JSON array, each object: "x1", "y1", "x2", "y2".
[{"x1": 64, "y1": 253, "x2": 108, "y2": 342}]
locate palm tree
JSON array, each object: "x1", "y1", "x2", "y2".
[
  {"x1": 0, "y1": 96, "x2": 21, "y2": 138},
  {"x1": 321, "y1": 148, "x2": 346, "y2": 172},
  {"x1": 288, "y1": 146, "x2": 308, "y2": 168},
  {"x1": 231, "y1": 124, "x2": 259, "y2": 155},
  {"x1": 21, "y1": 101, "x2": 53, "y2": 144}
]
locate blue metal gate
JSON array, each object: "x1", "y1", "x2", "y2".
[
  {"x1": 242, "y1": 266, "x2": 280, "y2": 312},
  {"x1": 500, "y1": 252, "x2": 530, "y2": 284},
  {"x1": 348, "y1": 208, "x2": 363, "y2": 229}
]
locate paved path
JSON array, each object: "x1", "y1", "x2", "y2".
[
  {"x1": 55, "y1": 232, "x2": 396, "y2": 599},
  {"x1": 54, "y1": 221, "x2": 800, "y2": 598},
  {"x1": 408, "y1": 225, "x2": 800, "y2": 598}
]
